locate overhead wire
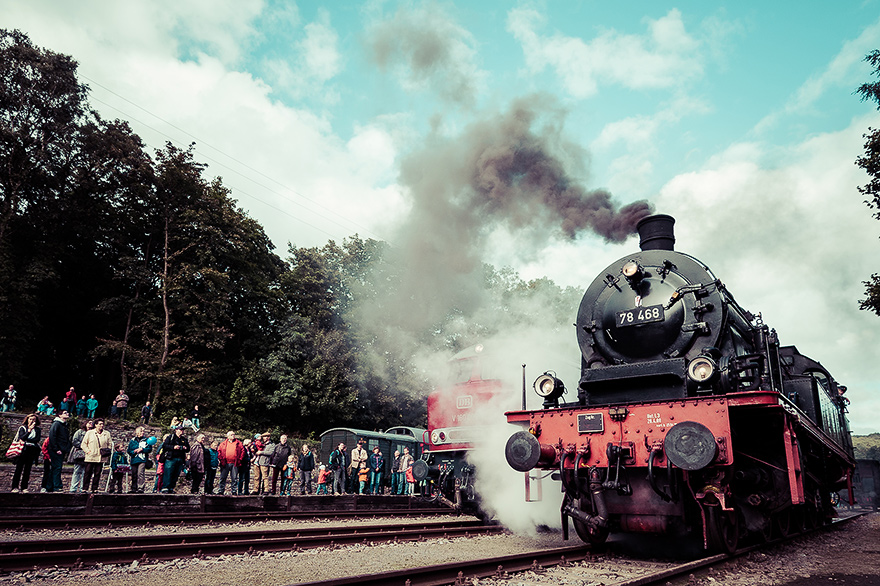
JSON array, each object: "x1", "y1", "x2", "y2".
[
  {"x1": 90, "y1": 95, "x2": 344, "y2": 242},
  {"x1": 81, "y1": 74, "x2": 386, "y2": 244}
]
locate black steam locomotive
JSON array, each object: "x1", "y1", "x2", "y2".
[{"x1": 505, "y1": 214, "x2": 855, "y2": 552}]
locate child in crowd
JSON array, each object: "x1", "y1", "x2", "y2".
[
  {"x1": 282, "y1": 455, "x2": 296, "y2": 496},
  {"x1": 109, "y1": 443, "x2": 128, "y2": 493},
  {"x1": 37, "y1": 396, "x2": 50, "y2": 414},
  {"x1": 357, "y1": 462, "x2": 369, "y2": 494},
  {"x1": 316, "y1": 464, "x2": 329, "y2": 494},
  {"x1": 39, "y1": 437, "x2": 52, "y2": 492}
]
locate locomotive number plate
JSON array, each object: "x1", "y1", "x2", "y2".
[
  {"x1": 578, "y1": 413, "x2": 604, "y2": 433},
  {"x1": 616, "y1": 304, "x2": 665, "y2": 328}
]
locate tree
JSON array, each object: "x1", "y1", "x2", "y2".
[
  {"x1": 856, "y1": 49, "x2": 880, "y2": 316},
  {"x1": 96, "y1": 143, "x2": 286, "y2": 417},
  {"x1": 0, "y1": 29, "x2": 90, "y2": 384}
]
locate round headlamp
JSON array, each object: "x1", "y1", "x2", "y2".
[
  {"x1": 534, "y1": 373, "x2": 564, "y2": 399},
  {"x1": 687, "y1": 356, "x2": 718, "y2": 383},
  {"x1": 621, "y1": 260, "x2": 643, "y2": 280},
  {"x1": 534, "y1": 374, "x2": 562, "y2": 398}
]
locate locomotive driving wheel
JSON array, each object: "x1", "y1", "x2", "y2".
[
  {"x1": 705, "y1": 505, "x2": 738, "y2": 554},
  {"x1": 572, "y1": 496, "x2": 610, "y2": 546}
]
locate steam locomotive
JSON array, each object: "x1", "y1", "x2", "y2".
[
  {"x1": 504, "y1": 215, "x2": 855, "y2": 552},
  {"x1": 413, "y1": 344, "x2": 505, "y2": 514}
]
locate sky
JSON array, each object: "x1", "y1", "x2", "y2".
[{"x1": 4, "y1": 1, "x2": 880, "y2": 435}]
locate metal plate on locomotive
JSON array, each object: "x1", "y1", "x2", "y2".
[
  {"x1": 615, "y1": 304, "x2": 665, "y2": 328},
  {"x1": 577, "y1": 413, "x2": 604, "y2": 433}
]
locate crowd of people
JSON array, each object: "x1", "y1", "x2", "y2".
[
  {"x1": 4, "y1": 400, "x2": 420, "y2": 497},
  {"x1": 327, "y1": 440, "x2": 417, "y2": 496},
  {"x1": 29, "y1": 387, "x2": 134, "y2": 421}
]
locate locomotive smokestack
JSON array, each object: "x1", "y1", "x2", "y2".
[{"x1": 637, "y1": 214, "x2": 675, "y2": 251}]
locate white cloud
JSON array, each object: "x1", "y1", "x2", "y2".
[
  {"x1": 4, "y1": 0, "x2": 263, "y2": 66},
  {"x1": 260, "y1": 8, "x2": 343, "y2": 105},
  {"x1": 590, "y1": 94, "x2": 711, "y2": 196},
  {"x1": 654, "y1": 114, "x2": 880, "y2": 435},
  {"x1": 300, "y1": 10, "x2": 342, "y2": 84},
  {"x1": 507, "y1": 7, "x2": 703, "y2": 98},
  {"x1": 2, "y1": 0, "x2": 404, "y2": 248}
]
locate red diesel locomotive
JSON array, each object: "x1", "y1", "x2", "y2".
[
  {"x1": 504, "y1": 215, "x2": 855, "y2": 552},
  {"x1": 413, "y1": 344, "x2": 505, "y2": 513}
]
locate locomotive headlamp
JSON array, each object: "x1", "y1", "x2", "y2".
[
  {"x1": 687, "y1": 355, "x2": 718, "y2": 383},
  {"x1": 534, "y1": 372, "x2": 565, "y2": 407},
  {"x1": 621, "y1": 260, "x2": 644, "y2": 281},
  {"x1": 534, "y1": 373, "x2": 564, "y2": 398}
]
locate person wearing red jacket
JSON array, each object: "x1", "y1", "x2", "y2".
[{"x1": 217, "y1": 430, "x2": 245, "y2": 495}]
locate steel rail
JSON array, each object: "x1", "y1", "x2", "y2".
[
  {"x1": 610, "y1": 512, "x2": 867, "y2": 586},
  {"x1": 0, "y1": 522, "x2": 504, "y2": 572},
  {"x1": 291, "y1": 513, "x2": 868, "y2": 586},
  {"x1": 292, "y1": 545, "x2": 592, "y2": 586},
  {"x1": 0, "y1": 508, "x2": 457, "y2": 531},
  {"x1": 0, "y1": 519, "x2": 488, "y2": 554}
]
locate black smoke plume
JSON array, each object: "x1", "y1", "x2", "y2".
[
  {"x1": 386, "y1": 95, "x2": 653, "y2": 332},
  {"x1": 469, "y1": 99, "x2": 652, "y2": 241}
]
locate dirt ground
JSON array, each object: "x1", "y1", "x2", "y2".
[{"x1": 685, "y1": 512, "x2": 880, "y2": 586}]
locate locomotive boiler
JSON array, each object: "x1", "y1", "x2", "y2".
[{"x1": 504, "y1": 214, "x2": 855, "y2": 552}]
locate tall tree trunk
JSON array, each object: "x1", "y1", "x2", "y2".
[
  {"x1": 118, "y1": 235, "x2": 154, "y2": 391},
  {"x1": 154, "y1": 214, "x2": 171, "y2": 412}
]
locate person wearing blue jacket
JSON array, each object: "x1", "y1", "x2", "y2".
[
  {"x1": 127, "y1": 427, "x2": 153, "y2": 493},
  {"x1": 368, "y1": 447, "x2": 385, "y2": 495}
]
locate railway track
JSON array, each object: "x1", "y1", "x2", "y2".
[
  {"x1": 0, "y1": 519, "x2": 502, "y2": 572},
  {"x1": 293, "y1": 513, "x2": 868, "y2": 586},
  {"x1": 0, "y1": 507, "x2": 457, "y2": 531}
]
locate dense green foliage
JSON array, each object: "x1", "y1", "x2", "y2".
[
  {"x1": 853, "y1": 433, "x2": 880, "y2": 461},
  {"x1": 856, "y1": 49, "x2": 880, "y2": 316},
  {"x1": 0, "y1": 30, "x2": 582, "y2": 436}
]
